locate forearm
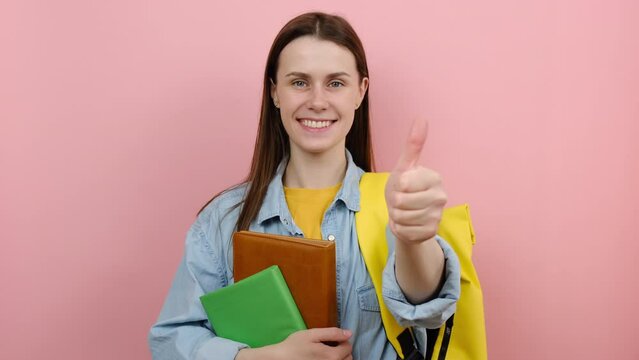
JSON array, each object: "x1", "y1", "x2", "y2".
[
  {"x1": 394, "y1": 236, "x2": 445, "y2": 304},
  {"x1": 235, "y1": 345, "x2": 279, "y2": 360}
]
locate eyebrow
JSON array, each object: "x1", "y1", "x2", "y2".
[{"x1": 284, "y1": 71, "x2": 351, "y2": 78}]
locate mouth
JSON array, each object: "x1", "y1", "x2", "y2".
[{"x1": 297, "y1": 118, "x2": 337, "y2": 131}]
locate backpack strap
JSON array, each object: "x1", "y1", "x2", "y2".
[{"x1": 356, "y1": 172, "x2": 423, "y2": 359}]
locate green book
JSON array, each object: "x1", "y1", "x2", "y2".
[{"x1": 199, "y1": 265, "x2": 307, "y2": 348}]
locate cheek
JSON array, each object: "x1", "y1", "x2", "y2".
[
  {"x1": 336, "y1": 99, "x2": 356, "y2": 118},
  {"x1": 337, "y1": 91, "x2": 359, "y2": 109},
  {"x1": 278, "y1": 99, "x2": 295, "y2": 120},
  {"x1": 280, "y1": 92, "x2": 305, "y2": 108}
]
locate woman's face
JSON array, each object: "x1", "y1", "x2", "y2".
[{"x1": 271, "y1": 36, "x2": 368, "y2": 158}]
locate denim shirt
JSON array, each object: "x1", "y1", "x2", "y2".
[{"x1": 148, "y1": 151, "x2": 461, "y2": 360}]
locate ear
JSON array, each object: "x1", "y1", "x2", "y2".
[
  {"x1": 358, "y1": 77, "x2": 369, "y2": 104},
  {"x1": 270, "y1": 78, "x2": 278, "y2": 103}
]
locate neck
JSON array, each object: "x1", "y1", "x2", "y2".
[{"x1": 283, "y1": 146, "x2": 347, "y2": 188}]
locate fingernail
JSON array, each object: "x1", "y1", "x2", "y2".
[{"x1": 343, "y1": 329, "x2": 352, "y2": 337}]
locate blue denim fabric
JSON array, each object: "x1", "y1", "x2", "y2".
[{"x1": 148, "y1": 150, "x2": 460, "y2": 360}]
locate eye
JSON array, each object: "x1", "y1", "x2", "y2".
[
  {"x1": 292, "y1": 80, "x2": 307, "y2": 88},
  {"x1": 328, "y1": 81, "x2": 344, "y2": 88}
]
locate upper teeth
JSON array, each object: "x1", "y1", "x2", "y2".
[{"x1": 302, "y1": 119, "x2": 332, "y2": 128}]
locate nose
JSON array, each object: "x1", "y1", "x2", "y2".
[{"x1": 307, "y1": 85, "x2": 329, "y2": 111}]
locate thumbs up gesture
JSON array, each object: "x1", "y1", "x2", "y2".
[{"x1": 385, "y1": 119, "x2": 447, "y2": 245}]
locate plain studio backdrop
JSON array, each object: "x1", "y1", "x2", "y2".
[{"x1": 1, "y1": 1, "x2": 637, "y2": 359}]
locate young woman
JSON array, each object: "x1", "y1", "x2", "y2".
[{"x1": 149, "y1": 12, "x2": 460, "y2": 360}]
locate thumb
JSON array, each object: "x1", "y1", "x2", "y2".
[
  {"x1": 306, "y1": 328, "x2": 352, "y2": 343},
  {"x1": 394, "y1": 118, "x2": 429, "y2": 172}
]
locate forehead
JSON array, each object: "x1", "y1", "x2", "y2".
[{"x1": 277, "y1": 36, "x2": 358, "y2": 77}]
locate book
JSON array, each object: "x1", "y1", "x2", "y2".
[
  {"x1": 199, "y1": 265, "x2": 306, "y2": 348},
  {"x1": 233, "y1": 230, "x2": 337, "y2": 329}
]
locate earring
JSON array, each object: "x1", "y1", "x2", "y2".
[{"x1": 274, "y1": 101, "x2": 279, "y2": 108}]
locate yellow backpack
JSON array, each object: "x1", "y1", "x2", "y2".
[{"x1": 356, "y1": 172, "x2": 487, "y2": 360}]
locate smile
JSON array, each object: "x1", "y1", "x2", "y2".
[{"x1": 298, "y1": 118, "x2": 336, "y2": 130}]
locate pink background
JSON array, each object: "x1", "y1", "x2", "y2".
[{"x1": 1, "y1": 1, "x2": 638, "y2": 359}]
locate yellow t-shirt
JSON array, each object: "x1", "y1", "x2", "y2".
[{"x1": 283, "y1": 183, "x2": 342, "y2": 240}]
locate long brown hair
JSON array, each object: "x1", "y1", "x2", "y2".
[{"x1": 198, "y1": 12, "x2": 375, "y2": 230}]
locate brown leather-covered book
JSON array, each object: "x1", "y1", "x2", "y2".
[{"x1": 233, "y1": 230, "x2": 337, "y2": 329}]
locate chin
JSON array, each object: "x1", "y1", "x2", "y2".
[{"x1": 292, "y1": 142, "x2": 339, "y2": 156}]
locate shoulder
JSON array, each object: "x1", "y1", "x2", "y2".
[
  {"x1": 195, "y1": 183, "x2": 249, "y2": 235},
  {"x1": 181, "y1": 183, "x2": 249, "y2": 277}
]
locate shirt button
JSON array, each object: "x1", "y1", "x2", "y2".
[{"x1": 327, "y1": 234, "x2": 336, "y2": 241}]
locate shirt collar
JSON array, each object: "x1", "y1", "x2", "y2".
[{"x1": 256, "y1": 149, "x2": 364, "y2": 225}]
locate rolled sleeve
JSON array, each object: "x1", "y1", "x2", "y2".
[
  {"x1": 194, "y1": 336, "x2": 248, "y2": 360},
  {"x1": 382, "y1": 234, "x2": 461, "y2": 329}
]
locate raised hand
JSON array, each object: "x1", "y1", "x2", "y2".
[{"x1": 385, "y1": 118, "x2": 447, "y2": 244}]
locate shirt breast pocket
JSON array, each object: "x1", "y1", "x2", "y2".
[{"x1": 356, "y1": 283, "x2": 381, "y2": 312}]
